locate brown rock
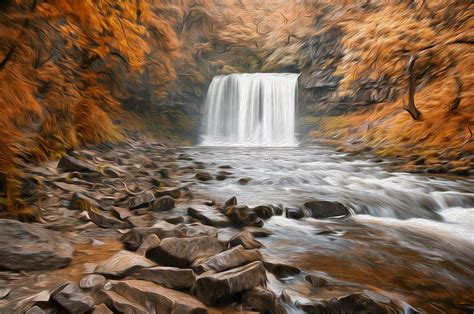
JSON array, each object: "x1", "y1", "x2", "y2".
[
  {"x1": 136, "y1": 234, "x2": 161, "y2": 256},
  {"x1": 188, "y1": 205, "x2": 231, "y2": 227},
  {"x1": 263, "y1": 260, "x2": 300, "y2": 278},
  {"x1": 164, "y1": 214, "x2": 185, "y2": 224},
  {"x1": 53, "y1": 283, "x2": 94, "y2": 313},
  {"x1": 244, "y1": 227, "x2": 273, "y2": 237},
  {"x1": 121, "y1": 191, "x2": 156, "y2": 210},
  {"x1": 0, "y1": 219, "x2": 74, "y2": 271},
  {"x1": 242, "y1": 287, "x2": 285, "y2": 314},
  {"x1": 228, "y1": 231, "x2": 262, "y2": 249},
  {"x1": 304, "y1": 200, "x2": 350, "y2": 218},
  {"x1": 80, "y1": 274, "x2": 106, "y2": 289},
  {"x1": 146, "y1": 236, "x2": 225, "y2": 267},
  {"x1": 91, "y1": 303, "x2": 113, "y2": 314},
  {"x1": 88, "y1": 209, "x2": 131, "y2": 229},
  {"x1": 69, "y1": 193, "x2": 100, "y2": 211},
  {"x1": 195, "y1": 172, "x2": 213, "y2": 181},
  {"x1": 225, "y1": 196, "x2": 238, "y2": 207},
  {"x1": 133, "y1": 266, "x2": 195, "y2": 289},
  {"x1": 195, "y1": 261, "x2": 267, "y2": 305},
  {"x1": 94, "y1": 250, "x2": 154, "y2": 277},
  {"x1": 193, "y1": 245, "x2": 262, "y2": 274},
  {"x1": 151, "y1": 196, "x2": 175, "y2": 211},
  {"x1": 105, "y1": 279, "x2": 207, "y2": 313},
  {"x1": 58, "y1": 156, "x2": 96, "y2": 173}
]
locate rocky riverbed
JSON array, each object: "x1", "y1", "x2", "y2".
[{"x1": 0, "y1": 141, "x2": 473, "y2": 313}]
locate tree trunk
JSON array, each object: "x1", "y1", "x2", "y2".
[{"x1": 405, "y1": 54, "x2": 422, "y2": 120}]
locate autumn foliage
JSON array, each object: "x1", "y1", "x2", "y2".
[{"x1": 0, "y1": 0, "x2": 179, "y2": 216}]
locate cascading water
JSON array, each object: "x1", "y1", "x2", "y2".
[{"x1": 201, "y1": 73, "x2": 299, "y2": 146}]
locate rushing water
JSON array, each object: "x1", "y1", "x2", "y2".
[
  {"x1": 201, "y1": 73, "x2": 299, "y2": 146},
  {"x1": 177, "y1": 145, "x2": 474, "y2": 311}
]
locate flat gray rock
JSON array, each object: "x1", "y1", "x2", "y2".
[
  {"x1": 188, "y1": 205, "x2": 231, "y2": 227},
  {"x1": 0, "y1": 219, "x2": 73, "y2": 271}
]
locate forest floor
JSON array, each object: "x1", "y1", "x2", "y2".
[{"x1": 0, "y1": 140, "x2": 473, "y2": 313}]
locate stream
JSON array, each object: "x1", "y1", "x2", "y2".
[{"x1": 180, "y1": 144, "x2": 474, "y2": 312}]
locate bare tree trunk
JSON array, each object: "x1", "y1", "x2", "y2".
[{"x1": 405, "y1": 54, "x2": 422, "y2": 120}]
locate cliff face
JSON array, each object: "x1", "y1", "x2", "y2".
[{"x1": 0, "y1": 0, "x2": 473, "y2": 216}]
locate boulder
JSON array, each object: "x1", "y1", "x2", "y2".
[
  {"x1": 132, "y1": 266, "x2": 195, "y2": 289},
  {"x1": 242, "y1": 287, "x2": 285, "y2": 314},
  {"x1": 25, "y1": 306, "x2": 46, "y2": 314},
  {"x1": 238, "y1": 178, "x2": 251, "y2": 185},
  {"x1": 193, "y1": 245, "x2": 262, "y2": 274},
  {"x1": 228, "y1": 231, "x2": 262, "y2": 249},
  {"x1": 80, "y1": 274, "x2": 107, "y2": 289},
  {"x1": 303, "y1": 200, "x2": 350, "y2": 218},
  {"x1": 224, "y1": 196, "x2": 238, "y2": 207},
  {"x1": 252, "y1": 205, "x2": 274, "y2": 219},
  {"x1": 263, "y1": 260, "x2": 300, "y2": 278},
  {"x1": 0, "y1": 219, "x2": 74, "y2": 271},
  {"x1": 136, "y1": 234, "x2": 161, "y2": 256},
  {"x1": 110, "y1": 207, "x2": 132, "y2": 220},
  {"x1": 151, "y1": 196, "x2": 175, "y2": 211},
  {"x1": 195, "y1": 261, "x2": 267, "y2": 305},
  {"x1": 225, "y1": 205, "x2": 263, "y2": 227},
  {"x1": 121, "y1": 191, "x2": 156, "y2": 210},
  {"x1": 285, "y1": 207, "x2": 305, "y2": 219},
  {"x1": 91, "y1": 303, "x2": 113, "y2": 314},
  {"x1": 94, "y1": 250, "x2": 155, "y2": 277},
  {"x1": 69, "y1": 193, "x2": 100, "y2": 211},
  {"x1": 100, "y1": 290, "x2": 148, "y2": 313},
  {"x1": 165, "y1": 214, "x2": 185, "y2": 224},
  {"x1": 195, "y1": 172, "x2": 213, "y2": 181},
  {"x1": 188, "y1": 205, "x2": 231, "y2": 227},
  {"x1": 304, "y1": 274, "x2": 328, "y2": 287},
  {"x1": 154, "y1": 186, "x2": 186, "y2": 199},
  {"x1": 244, "y1": 227, "x2": 273, "y2": 238},
  {"x1": 53, "y1": 283, "x2": 94, "y2": 313},
  {"x1": 58, "y1": 156, "x2": 96, "y2": 173},
  {"x1": 146, "y1": 236, "x2": 225, "y2": 267},
  {"x1": 0, "y1": 288, "x2": 11, "y2": 299},
  {"x1": 88, "y1": 209, "x2": 131, "y2": 229},
  {"x1": 104, "y1": 279, "x2": 207, "y2": 313}
]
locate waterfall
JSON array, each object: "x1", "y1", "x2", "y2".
[{"x1": 201, "y1": 73, "x2": 299, "y2": 146}]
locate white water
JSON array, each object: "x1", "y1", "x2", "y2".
[{"x1": 201, "y1": 73, "x2": 299, "y2": 146}]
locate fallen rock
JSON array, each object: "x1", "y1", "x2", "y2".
[
  {"x1": 0, "y1": 219, "x2": 74, "y2": 271},
  {"x1": 58, "y1": 155, "x2": 96, "y2": 173},
  {"x1": 195, "y1": 172, "x2": 213, "y2": 181},
  {"x1": 133, "y1": 266, "x2": 195, "y2": 289},
  {"x1": 88, "y1": 209, "x2": 131, "y2": 229},
  {"x1": 146, "y1": 236, "x2": 225, "y2": 267},
  {"x1": 225, "y1": 196, "x2": 238, "y2": 207},
  {"x1": 0, "y1": 288, "x2": 11, "y2": 299},
  {"x1": 25, "y1": 306, "x2": 46, "y2": 314},
  {"x1": 252, "y1": 205, "x2": 274, "y2": 219},
  {"x1": 244, "y1": 227, "x2": 273, "y2": 237},
  {"x1": 121, "y1": 191, "x2": 156, "y2": 210},
  {"x1": 225, "y1": 205, "x2": 263, "y2": 227},
  {"x1": 228, "y1": 231, "x2": 262, "y2": 249},
  {"x1": 304, "y1": 200, "x2": 350, "y2": 218},
  {"x1": 69, "y1": 193, "x2": 100, "y2": 211},
  {"x1": 53, "y1": 282, "x2": 94, "y2": 313},
  {"x1": 238, "y1": 178, "x2": 251, "y2": 185},
  {"x1": 193, "y1": 245, "x2": 262, "y2": 274},
  {"x1": 104, "y1": 279, "x2": 207, "y2": 313},
  {"x1": 285, "y1": 207, "x2": 305, "y2": 219},
  {"x1": 94, "y1": 250, "x2": 155, "y2": 277},
  {"x1": 188, "y1": 205, "x2": 231, "y2": 227},
  {"x1": 165, "y1": 214, "x2": 185, "y2": 224},
  {"x1": 91, "y1": 303, "x2": 113, "y2": 314},
  {"x1": 80, "y1": 274, "x2": 107, "y2": 289},
  {"x1": 195, "y1": 261, "x2": 267, "y2": 305},
  {"x1": 136, "y1": 234, "x2": 161, "y2": 256},
  {"x1": 263, "y1": 260, "x2": 300, "y2": 278},
  {"x1": 151, "y1": 196, "x2": 175, "y2": 211},
  {"x1": 304, "y1": 274, "x2": 328, "y2": 287},
  {"x1": 242, "y1": 287, "x2": 284, "y2": 314}
]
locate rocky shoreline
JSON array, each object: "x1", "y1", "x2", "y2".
[{"x1": 0, "y1": 140, "x2": 470, "y2": 313}]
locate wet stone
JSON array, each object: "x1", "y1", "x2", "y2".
[
  {"x1": 146, "y1": 236, "x2": 225, "y2": 267},
  {"x1": 195, "y1": 261, "x2": 267, "y2": 305},
  {"x1": 193, "y1": 245, "x2": 262, "y2": 274},
  {"x1": 121, "y1": 191, "x2": 156, "y2": 210},
  {"x1": 195, "y1": 172, "x2": 213, "y2": 181},
  {"x1": 263, "y1": 260, "x2": 300, "y2": 278},
  {"x1": 80, "y1": 274, "x2": 107, "y2": 289},
  {"x1": 164, "y1": 214, "x2": 185, "y2": 224},
  {"x1": 228, "y1": 231, "x2": 262, "y2": 249},
  {"x1": 132, "y1": 266, "x2": 195, "y2": 289},
  {"x1": 304, "y1": 200, "x2": 350, "y2": 218},
  {"x1": 188, "y1": 205, "x2": 231, "y2": 227},
  {"x1": 242, "y1": 287, "x2": 284, "y2": 314},
  {"x1": 152, "y1": 195, "x2": 175, "y2": 211},
  {"x1": 53, "y1": 282, "x2": 94, "y2": 313},
  {"x1": 285, "y1": 207, "x2": 305, "y2": 219}
]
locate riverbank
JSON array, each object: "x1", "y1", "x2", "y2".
[{"x1": 1, "y1": 141, "x2": 473, "y2": 313}]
